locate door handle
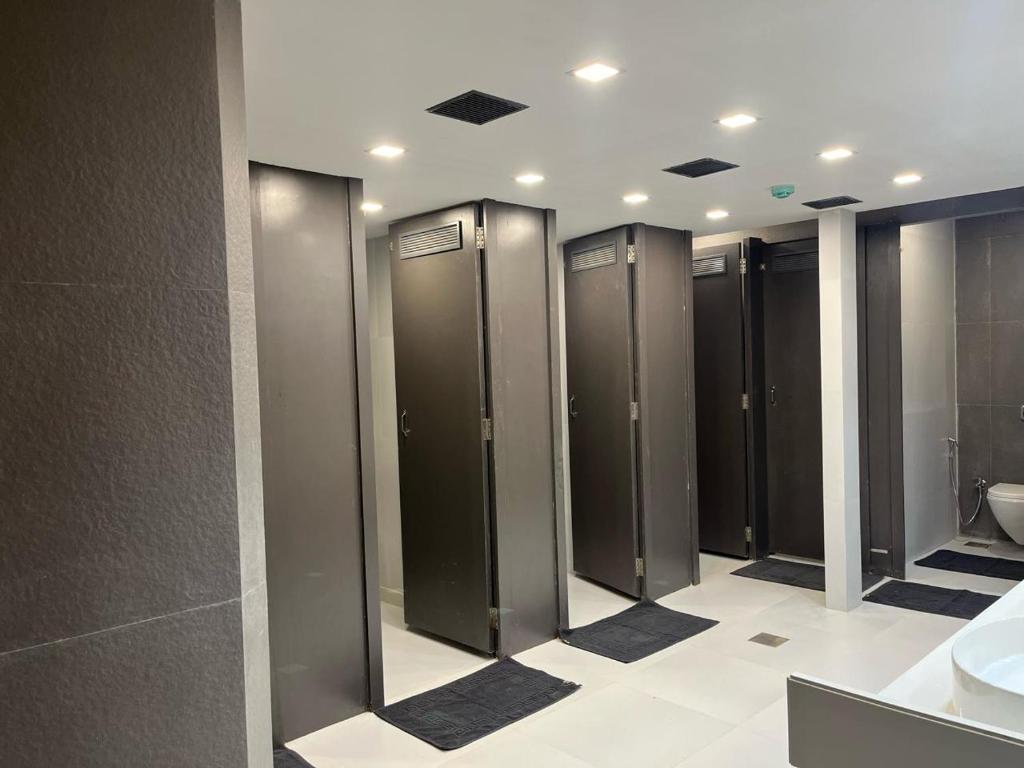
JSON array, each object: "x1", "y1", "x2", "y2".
[
  {"x1": 568, "y1": 395, "x2": 579, "y2": 420},
  {"x1": 400, "y1": 409, "x2": 412, "y2": 439},
  {"x1": 769, "y1": 386, "x2": 777, "y2": 406}
]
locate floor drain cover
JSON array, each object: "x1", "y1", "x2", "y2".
[
  {"x1": 749, "y1": 632, "x2": 789, "y2": 647},
  {"x1": 964, "y1": 541, "x2": 991, "y2": 549}
]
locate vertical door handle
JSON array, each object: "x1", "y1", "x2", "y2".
[
  {"x1": 400, "y1": 409, "x2": 412, "y2": 439},
  {"x1": 568, "y1": 395, "x2": 579, "y2": 419},
  {"x1": 769, "y1": 386, "x2": 777, "y2": 406}
]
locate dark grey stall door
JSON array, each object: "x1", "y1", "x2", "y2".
[
  {"x1": 693, "y1": 243, "x2": 749, "y2": 558},
  {"x1": 764, "y1": 242, "x2": 824, "y2": 561},
  {"x1": 564, "y1": 227, "x2": 641, "y2": 597},
  {"x1": 391, "y1": 204, "x2": 494, "y2": 653}
]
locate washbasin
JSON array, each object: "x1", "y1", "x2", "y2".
[{"x1": 952, "y1": 617, "x2": 1024, "y2": 733}]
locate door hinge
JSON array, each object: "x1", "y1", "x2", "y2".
[
  {"x1": 482, "y1": 417, "x2": 493, "y2": 441},
  {"x1": 475, "y1": 226, "x2": 486, "y2": 249},
  {"x1": 388, "y1": 240, "x2": 394, "y2": 253},
  {"x1": 741, "y1": 393, "x2": 750, "y2": 410},
  {"x1": 488, "y1": 606, "x2": 499, "y2": 630},
  {"x1": 739, "y1": 256, "x2": 748, "y2": 275},
  {"x1": 635, "y1": 557, "x2": 645, "y2": 577},
  {"x1": 627, "y1": 244, "x2": 637, "y2": 264},
  {"x1": 745, "y1": 526, "x2": 753, "y2": 543},
  {"x1": 630, "y1": 401, "x2": 639, "y2": 420}
]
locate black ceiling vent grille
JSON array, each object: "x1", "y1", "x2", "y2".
[
  {"x1": 693, "y1": 252, "x2": 728, "y2": 277},
  {"x1": 773, "y1": 252, "x2": 819, "y2": 273},
  {"x1": 399, "y1": 222, "x2": 462, "y2": 260},
  {"x1": 663, "y1": 158, "x2": 739, "y2": 178},
  {"x1": 570, "y1": 243, "x2": 617, "y2": 272},
  {"x1": 802, "y1": 195, "x2": 862, "y2": 210},
  {"x1": 426, "y1": 90, "x2": 529, "y2": 125}
]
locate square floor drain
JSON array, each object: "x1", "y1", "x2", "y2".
[
  {"x1": 964, "y1": 541, "x2": 991, "y2": 549},
  {"x1": 749, "y1": 632, "x2": 789, "y2": 648}
]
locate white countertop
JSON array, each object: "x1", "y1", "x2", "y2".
[{"x1": 880, "y1": 578, "x2": 1024, "y2": 716}]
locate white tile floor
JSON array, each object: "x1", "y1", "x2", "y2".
[{"x1": 289, "y1": 538, "x2": 1024, "y2": 768}]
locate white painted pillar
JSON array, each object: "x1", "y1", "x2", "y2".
[{"x1": 818, "y1": 209, "x2": 862, "y2": 611}]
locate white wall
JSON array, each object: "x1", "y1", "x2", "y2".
[
  {"x1": 367, "y1": 235, "x2": 404, "y2": 605},
  {"x1": 901, "y1": 221, "x2": 958, "y2": 563}
]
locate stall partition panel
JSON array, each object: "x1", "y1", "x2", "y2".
[
  {"x1": 764, "y1": 240, "x2": 825, "y2": 560},
  {"x1": 390, "y1": 204, "x2": 494, "y2": 653},
  {"x1": 692, "y1": 243, "x2": 750, "y2": 558},
  {"x1": 564, "y1": 227, "x2": 641, "y2": 597}
]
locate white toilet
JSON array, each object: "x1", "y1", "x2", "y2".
[{"x1": 987, "y1": 483, "x2": 1024, "y2": 545}]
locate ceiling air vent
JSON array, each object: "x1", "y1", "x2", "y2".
[
  {"x1": 693, "y1": 252, "x2": 728, "y2": 277},
  {"x1": 773, "y1": 252, "x2": 819, "y2": 273},
  {"x1": 663, "y1": 158, "x2": 739, "y2": 178},
  {"x1": 570, "y1": 243, "x2": 617, "y2": 272},
  {"x1": 802, "y1": 195, "x2": 862, "y2": 210},
  {"x1": 399, "y1": 222, "x2": 462, "y2": 260},
  {"x1": 426, "y1": 90, "x2": 529, "y2": 125}
]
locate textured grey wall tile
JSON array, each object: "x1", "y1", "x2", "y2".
[
  {"x1": 991, "y1": 321, "x2": 1024, "y2": 406},
  {"x1": 991, "y1": 405, "x2": 1024, "y2": 485},
  {"x1": 956, "y1": 211, "x2": 1024, "y2": 241},
  {"x1": 0, "y1": 283, "x2": 241, "y2": 652},
  {"x1": 0, "y1": 600, "x2": 247, "y2": 768},
  {"x1": 0, "y1": 1, "x2": 228, "y2": 289},
  {"x1": 955, "y1": 323, "x2": 990, "y2": 405},
  {"x1": 990, "y1": 235, "x2": 1024, "y2": 322},
  {"x1": 957, "y1": 405, "x2": 997, "y2": 538},
  {"x1": 953, "y1": 235, "x2": 990, "y2": 323}
]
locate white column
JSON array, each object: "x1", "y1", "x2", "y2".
[{"x1": 819, "y1": 209, "x2": 862, "y2": 611}]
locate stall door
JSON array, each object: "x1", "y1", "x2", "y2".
[
  {"x1": 391, "y1": 204, "x2": 494, "y2": 653},
  {"x1": 693, "y1": 243, "x2": 749, "y2": 558},
  {"x1": 764, "y1": 241, "x2": 824, "y2": 560},
  {"x1": 564, "y1": 227, "x2": 641, "y2": 597}
]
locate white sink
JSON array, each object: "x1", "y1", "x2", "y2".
[{"x1": 952, "y1": 617, "x2": 1024, "y2": 733}]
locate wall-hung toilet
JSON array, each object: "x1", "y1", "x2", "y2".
[{"x1": 988, "y1": 483, "x2": 1024, "y2": 545}]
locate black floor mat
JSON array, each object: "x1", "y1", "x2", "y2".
[
  {"x1": 732, "y1": 558, "x2": 884, "y2": 592},
  {"x1": 273, "y1": 747, "x2": 316, "y2": 768},
  {"x1": 863, "y1": 580, "x2": 999, "y2": 619},
  {"x1": 558, "y1": 599, "x2": 718, "y2": 663},
  {"x1": 915, "y1": 549, "x2": 1024, "y2": 581},
  {"x1": 375, "y1": 658, "x2": 579, "y2": 751}
]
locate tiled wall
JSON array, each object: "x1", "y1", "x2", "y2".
[{"x1": 955, "y1": 212, "x2": 1024, "y2": 540}]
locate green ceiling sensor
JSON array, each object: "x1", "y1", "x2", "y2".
[{"x1": 770, "y1": 184, "x2": 795, "y2": 199}]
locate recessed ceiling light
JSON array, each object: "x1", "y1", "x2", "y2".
[
  {"x1": 717, "y1": 113, "x2": 758, "y2": 128},
  {"x1": 361, "y1": 201, "x2": 383, "y2": 213},
  {"x1": 622, "y1": 192, "x2": 648, "y2": 204},
  {"x1": 819, "y1": 147, "x2": 854, "y2": 161},
  {"x1": 572, "y1": 62, "x2": 620, "y2": 82},
  {"x1": 706, "y1": 209, "x2": 730, "y2": 220},
  {"x1": 515, "y1": 173, "x2": 545, "y2": 185},
  {"x1": 369, "y1": 144, "x2": 405, "y2": 158},
  {"x1": 893, "y1": 172, "x2": 923, "y2": 185}
]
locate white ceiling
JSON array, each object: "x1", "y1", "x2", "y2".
[{"x1": 242, "y1": 0, "x2": 1024, "y2": 241}]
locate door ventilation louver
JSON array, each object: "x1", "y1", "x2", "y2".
[
  {"x1": 663, "y1": 158, "x2": 739, "y2": 178},
  {"x1": 773, "y1": 252, "x2": 819, "y2": 273},
  {"x1": 399, "y1": 222, "x2": 462, "y2": 260},
  {"x1": 570, "y1": 243, "x2": 617, "y2": 272},
  {"x1": 693, "y1": 253, "x2": 728, "y2": 277},
  {"x1": 802, "y1": 195, "x2": 862, "y2": 210},
  {"x1": 426, "y1": 90, "x2": 529, "y2": 125}
]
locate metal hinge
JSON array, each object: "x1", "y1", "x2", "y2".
[
  {"x1": 482, "y1": 417, "x2": 493, "y2": 441},
  {"x1": 627, "y1": 244, "x2": 637, "y2": 263},
  {"x1": 739, "y1": 256, "x2": 748, "y2": 275},
  {"x1": 388, "y1": 240, "x2": 393, "y2": 253},
  {"x1": 488, "y1": 606, "x2": 499, "y2": 630},
  {"x1": 745, "y1": 526, "x2": 753, "y2": 543},
  {"x1": 475, "y1": 226, "x2": 486, "y2": 249},
  {"x1": 741, "y1": 393, "x2": 750, "y2": 410},
  {"x1": 630, "y1": 401, "x2": 639, "y2": 420},
  {"x1": 635, "y1": 558, "x2": 645, "y2": 577}
]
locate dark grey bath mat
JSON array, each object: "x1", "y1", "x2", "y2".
[
  {"x1": 273, "y1": 747, "x2": 316, "y2": 768},
  {"x1": 915, "y1": 549, "x2": 1024, "y2": 581},
  {"x1": 559, "y1": 599, "x2": 718, "y2": 663},
  {"x1": 732, "y1": 558, "x2": 884, "y2": 592},
  {"x1": 863, "y1": 580, "x2": 999, "y2": 619},
  {"x1": 375, "y1": 658, "x2": 579, "y2": 750}
]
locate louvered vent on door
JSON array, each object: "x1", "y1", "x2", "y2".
[
  {"x1": 399, "y1": 222, "x2": 462, "y2": 260},
  {"x1": 693, "y1": 252, "x2": 728, "y2": 277},
  {"x1": 773, "y1": 252, "x2": 819, "y2": 272},
  {"x1": 570, "y1": 243, "x2": 617, "y2": 272}
]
